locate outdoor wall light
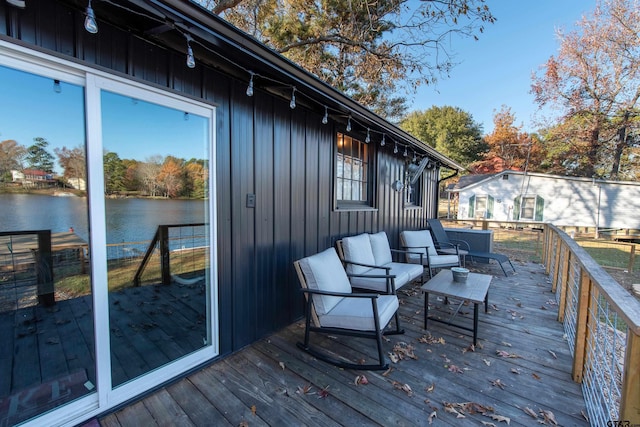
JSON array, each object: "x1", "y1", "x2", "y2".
[
  {"x1": 246, "y1": 72, "x2": 254, "y2": 97},
  {"x1": 380, "y1": 134, "x2": 386, "y2": 146},
  {"x1": 185, "y1": 34, "x2": 196, "y2": 68},
  {"x1": 53, "y1": 79, "x2": 62, "y2": 93},
  {"x1": 365, "y1": 128, "x2": 371, "y2": 143},
  {"x1": 84, "y1": 0, "x2": 98, "y2": 34},
  {"x1": 346, "y1": 115, "x2": 352, "y2": 132},
  {"x1": 392, "y1": 180, "x2": 404, "y2": 192},
  {"x1": 290, "y1": 87, "x2": 297, "y2": 109},
  {"x1": 322, "y1": 106, "x2": 328, "y2": 124}
]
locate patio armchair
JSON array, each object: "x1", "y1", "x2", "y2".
[
  {"x1": 336, "y1": 232, "x2": 424, "y2": 294},
  {"x1": 427, "y1": 218, "x2": 516, "y2": 276},
  {"x1": 399, "y1": 230, "x2": 461, "y2": 278},
  {"x1": 294, "y1": 247, "x2": 402, "y2": 370}
]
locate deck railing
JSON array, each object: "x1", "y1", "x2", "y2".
[{"x1": 542, "y1": 224, "x2": 640, "y2": 425}]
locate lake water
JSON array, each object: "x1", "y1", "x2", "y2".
[{"x1": 0, "y1": 193, "x2": 207, "y2": 248}]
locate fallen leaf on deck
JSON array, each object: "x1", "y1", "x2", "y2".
[
  {"x1": 523, "y1": 407, "x2": 538, "y2": 418},
  {"x1": 448, "y1": 364, "x2": 464, "y2": 374},
  {"x1": 391, "y1": 342, "x2": 418, "y2": 361},
  {"x1": 532, "y1": 373, "x2": 541, "y2": 380},
  {"x1": 296, "y1": 384, "x2": 313, "y2": 395},
  {"x1": 418, "y1": 334, "x2": 445, "y2": 345},
  {"x1": 462, "y1": 344, "x2": 475, "y2": 353},
  {"x1": 354, "y1": 375, "x2": 369, "y2": 385},
  {"x1": 501, "y1": 341, "x2": 512, "y2": 347},
  {"x1": 317, "y1": 385, "x2": 330, "y2": 398},
  {"x1": 496, "y1": 350, "x2": 520, "y2": 358},
  {"x1": 239, "y1": 420, "x2": 249, "y2": 427},
  {"x1": 491, "y1": 413, "x2": 511, "y2": 424},
  {"x1": 548, "y1": 350, "x2": 557, "y2": 359},
  {"x1": 483, "y1": 358, "x2": 491, "y2": 366},
  {"x1": 425, "y1": 383, "x2": 435, "y2": 393},
  {"x1": 481, "y1": 422, "x2": 497, "y2": 427},
  {"x1": 510, "y1": 368, "x2": 521, "y2": 374},
  {"x1": 279, "y1": 361, "x2": 285, "y2": 370},
  {"x1": 391, "y1": 381, "x2": 413, "y2": 396},
  {"x1": 490, "y1": 379, "x2": 507, "y2": 389},
  {"x1": 250, "y1": 405, "x2": 257, "y2": 416},
  {"x1": 428, "y1": 411, "x2": 437, "y2": 424},
  {"x1": 540, "y1": 409, "x2": 558, "y2": 425},
  {"x1": 382, "y1": 366, "x2": 393, "y2": 376}
]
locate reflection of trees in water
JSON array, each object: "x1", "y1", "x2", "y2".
[{"x1": 2, "y1": 137, "x2": 207, "y2": 199}]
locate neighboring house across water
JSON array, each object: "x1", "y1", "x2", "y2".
[
  {"x1": 66, "y1": 177, "x2": 86, "y2": 191},
  {"x1": 11, "y1": 169, "x2": 55, "y2": 187},
  {"x1": 447, "y1": 171, "x2": 640, "y2": 229}
]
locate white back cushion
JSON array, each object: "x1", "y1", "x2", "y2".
[
  {"x1": 341, "y1": 233, "x2": 376, "y2": 274},
  {"x1": 298, "y1": 247, "x2": 352, "y2": 315},
  {"x1": 369, "y1": 232, "x2": 392, "y2": 265},
  {"x1": 401, "y1": 230, "x2": 438, "y2": 258}
]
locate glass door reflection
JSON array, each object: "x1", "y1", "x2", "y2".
[{"x1": 100, "y1": 90, "x2": 211, "y2": 387}]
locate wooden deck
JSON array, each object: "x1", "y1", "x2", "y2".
[{"x1": 99, "y1": 260, "x2": 590, "y2": 427}]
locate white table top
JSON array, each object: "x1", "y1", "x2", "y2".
[{"x1": 420, "y1": 269, "x2": 492, "y2": 304}]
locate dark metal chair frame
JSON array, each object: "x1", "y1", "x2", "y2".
[{"x1": 427, "y1": 218, "x2": 516, "y2": 276}]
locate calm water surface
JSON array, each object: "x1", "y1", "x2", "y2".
[{"x1": 0, "y1": 193, "x2": 206, "y2": 245}]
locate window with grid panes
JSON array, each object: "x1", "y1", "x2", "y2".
[{"x1": 336, "y1": 133, "x2": 370, "y2": 207}]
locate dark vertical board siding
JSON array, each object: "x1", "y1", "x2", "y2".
[
  {"x1": 317, "y1": 124, "x2": 333, "y2": 251},
  {"x1": 254, "y1": 91, "x2": 276, "y2": 336},
  {"x1": 272, "y1": 100, "x2": 298, "y2": 323},
  {"x1": 0, "y1": 1, "x2": 444, "y2": 357},
  {"x1": 230, "y1": 82, "x2": 256, "y2": 348},
  {"x1": 304, "y1": 114, "x2": 320, "y2": 255}
]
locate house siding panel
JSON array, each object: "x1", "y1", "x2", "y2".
[{"x1": 0, "y1": 0, "x2": 442, "y2": 359}]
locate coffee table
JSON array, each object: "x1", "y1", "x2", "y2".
[{"x1": 421, "y1": 269, "x2": 492, "y2": 345}]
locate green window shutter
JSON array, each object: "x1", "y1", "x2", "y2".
[
  {"x1": 487, "y1": 195, "x2": 495, "y2": 219},
  {"x1": 468, "y1": 195, "x2": 475, "y2": 218},
  {"x1": 513, "y1": 196, "x2": 521, "y2": 220},
  {"x1": 535, "y1": 195, "x2": 545, "y2": 221}
]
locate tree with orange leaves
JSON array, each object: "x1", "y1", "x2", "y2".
[
  {"x1": 473, "y1": 106, "x2": 544, "y2": 174},
  {"x1": 531, "y1": 0, "x2": 640, "y2": 179}
]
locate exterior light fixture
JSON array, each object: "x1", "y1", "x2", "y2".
[
  {"x1": 322, "y1": 106, "x2": 328, "y2": 125},
  {"x1": 394, "y1": 142, "x2": 398, "y2": 154},
  {"x1": 53, "y1": 79, "x2": 61, "y2": 93},
  {"x1": 84, "y1": 0, "x2": 98, "y2": 34},
  {"x1": 381, "y1": 134, "x2": 386, "y2": 146},
  {"x1": 289, "y1": 87, "x2": 296, "y2": 109},
  {"x1": 185, "y1": 34, "x2": 196, "y2": 68},
  {"x1": 246, "y1": 72, "x2": 254, "y2": 97},
  {"x1": 365, "y1": 128, "x2": 370, "y2": 143},
  {"x1": 346, "y1": 115, "x2": 352, "y2": 132}
]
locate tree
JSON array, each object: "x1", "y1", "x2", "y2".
[
  {"x1": 158, "y1": 156, "x2": 185, "y2": 198},
  {"x1": 196, "y1": 0, "x2": 495, "y2": 121},
  {"x1": 25, "y1": 137, "x2": 55, "y2": 173},
  {"x1": 478, "y1": 106, "x2": 545, "y2": 173},
  {"x1": 103, "y1": 151, "x2": 126, "y2": 194},
  {"x1": 137, "y1": 156, "x2": 163, "y2": 197},
  {"x1": 55, "y1": 146, "x2": 86, "y2": 182},
  {"x1": 400, "y1": 105, "x2": 487, "y2": 165},
  {"x1": 0, "y1": 139, "x2": 26, "y2": 182},
  {"x1": 531, "y1": 0, "x2": 640, "y2": 179}
]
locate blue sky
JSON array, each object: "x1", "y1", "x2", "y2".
[{"x1": 408, "y1": 0, "x2": 597, "y2": 135}]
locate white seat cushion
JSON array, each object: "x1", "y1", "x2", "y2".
[
  {"x1": 318, "y1": 294, "x2": 399, "y2": 331},
  {"x1": 298, "y1": 247, "x2": 352, "y2": 315},
  {"x1": 341, "y1": 233, "x2": 376, "y2": 275},
  {"x1": 428, "y1": 254, "x2": 460, "y2": 268},
  {"x1": 369, "y1": 232, "x2": 393, "y2": 265},
  {"x1": 349, "y1": 262, "x2": 422, "y2": 292}
]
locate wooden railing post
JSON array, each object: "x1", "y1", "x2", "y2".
[
  {"x1": 159, "y1": 225, "x2": 171, "y2": 286},
  {"x1": 551, "y1": 243, "x2": 563, "y2": 293},
  {"x1": 620, "y1": 330, "x2": 640, "y2": 423},
  {"x1": 628, "y1": 244, "x2": 636, "y2": 273},
  {"x1": 572, "y1": 270, "x2": 591, "y2": 383},
  {"x1": 557, "y1": 250, "x2": 571, "y2": 322}
]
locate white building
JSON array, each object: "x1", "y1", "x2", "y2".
[{"x1": 448, "y1": 171, "x2": 640, "y2": 229}]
